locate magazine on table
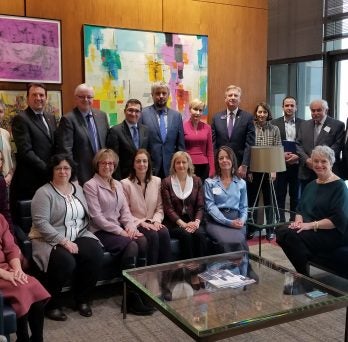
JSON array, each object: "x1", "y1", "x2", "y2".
[{"x1": 198, "y1": 269, "x2": 256, "y2": 288}]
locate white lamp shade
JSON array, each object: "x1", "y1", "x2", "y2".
[{"x1": 250, "y1": 146, "x2": 286, "y2": 173}]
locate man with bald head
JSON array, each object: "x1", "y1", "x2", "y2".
[
  {"x1": 296, "y1": 99, "x2": 344, "y2": 192},
  {"x1": 56, "y1": 83, "x2": 109, "y2": 184}
]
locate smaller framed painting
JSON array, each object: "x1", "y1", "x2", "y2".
[
  {"x1": 0, "y1": 15, "x2": 62, "y2": 83},
  {"x1": 0, "y1": 90, "x2": 62, "y2": 132}
]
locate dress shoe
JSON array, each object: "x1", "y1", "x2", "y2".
[
  {"x1": 76, "y1": 303, "x2": 92, "y2": 317},
  {"x1": 266, "y1": 228, "x2": 275, "y2": 241},
  {"x1": 45, "y1": 308, "x2": 67, "y2": 321},
  {"x1": 247, "y1": 232, "x2": 255, "y2": 240},
  {"x1": 122, "y1": 292, "x2": 154, "y2": 316}
]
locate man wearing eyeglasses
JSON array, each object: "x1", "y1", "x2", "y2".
[
  {"x1": 106, "y1": 99, "x2": 149, "y2": 179},
  {"x1": 56, "y1": 83, "x2": 109, "y2": 184}
]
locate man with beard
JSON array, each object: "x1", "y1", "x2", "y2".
[
  {"x1": 140, "y1": 81, "x2": 185, "y2": 178},
  {"x1": 211, "y1": 85, "x2": 255, "y2": 179}
]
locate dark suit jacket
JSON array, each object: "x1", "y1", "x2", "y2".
[
  {"x1": 106, "y1": 120, "x2": 150, "y2": 179},
  {"x1": 161, "y1": 175, "x2": 204, "y2": 228},
  {"x1": 211, "y1": 109, "x2": 255, "y2": 167},
  {"x1": 296, "y1": 116, "x2": 345, "y2": 180},
  {"x1": 140, "y1": 105, "x2": 185, "y2": 177},
  {"x1": 56, "y1": 107, "x2": 109, "y2": 184},
  {"x1": 340, "y1": 119, "x2": 348, "y2": 179},
  {"x1": 271, "y1": 116, "x2": 304, "y2": 169},
  {"x1": 10, "y1": 107, "x2": 57, "y2": 199}
]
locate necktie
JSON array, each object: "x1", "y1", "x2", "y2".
[
  {"x1": 314, "y1": 122, "x2": 321, "y2": 144},
  {"x1": 159, "y1": 110, "x2": 166, "y2": 142},
  {"x1": 86, "y1": 114, "x2": 98, "y2": 153},
  {"x1": 132, "y1": 125, "x2": 139, "y2": 149},
  {"x1": 228, "y1": 113, "x2": 234, "y2": 138},
  {"x1": 38, "y1": 113, "x2": 50, "y2": 136}
]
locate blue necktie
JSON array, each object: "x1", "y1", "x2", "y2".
[
  {"x1": 159, "y1": 110, "x2": 166, "y2": 142},
  {"x1": 86, "y1": 114, "x2": 98, "y2": 153},
  {"x1": 132, "y1": 125, "x2": 139, "y2": 149}
]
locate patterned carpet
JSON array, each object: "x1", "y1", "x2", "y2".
[{"x1": 10, "y1": 243, "x2": 347, "y2": 342}]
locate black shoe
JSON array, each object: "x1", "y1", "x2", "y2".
[
  {"x1": 266, "y1": 228, "x2": 275, "y2": 241},
  {"x1": 247, "y1": 232, "x2": 255, "y2": 240},
  {"x1": 123, "y1": 292, "x2": 154, "y2": 316},
  {"x1": 45, "y1": 308, "x2": 67, "y2": 321},
  {"x1": 76, "y1": 303, "x2": 92, "y2": 317}
]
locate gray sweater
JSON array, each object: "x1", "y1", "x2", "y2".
[{"x1": 29, "y1": 182, "x2": 99, "y2": 272}]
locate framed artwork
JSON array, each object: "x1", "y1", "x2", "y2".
[
  {"x1": 83, "y1": 25, "x2": 208, "y2": 125},
  {"x1": 0, "y1": 15, "x2": 62, "y2": 83},
  {"x1": 0, "y1": 90, "x2": 62, "y2": 132}
]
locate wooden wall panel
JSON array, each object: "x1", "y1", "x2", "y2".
[
  {"x1": 0, "y1": 0, "x2": 24, "y2": 15},
  {"x1": 0, "y1": 0, "x2": 268, "y2": 121}
]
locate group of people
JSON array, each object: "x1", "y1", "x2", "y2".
[{"x1": 1, "y1": 80, "x2": 348, "y2": 341}]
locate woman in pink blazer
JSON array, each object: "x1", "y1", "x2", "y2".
[
  {"x1": 184, "y1": 99, "x2": 215, "y2": 181},
  {"x1": 121, "y1": 149, "x2": 171, "y2": 265}
]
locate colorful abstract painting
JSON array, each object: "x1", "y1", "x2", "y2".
[
  {"x1": 0, "y1": 15, "x2": 62, "y2": 83},
  {"x1": 83, "y1": 25, "x2": 208, "y2": 125},
  {"x1": 0, "y1": 90, "x2": 62, "y2": 132}
]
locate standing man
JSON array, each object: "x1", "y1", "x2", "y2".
[
  {"x1": 296, "y1": 99, "x2": 344, "y2": 192},
  {"x1": 140, "y1": 81, "x2": 185, "y2": 178},
  {"x1": 211, "y1": 85, "x2": 255, "y2": 178},
  {"x1": 10, "y1": 83, "x2": 57, "y2": 220},
  {"x1": 106, "y1": 99, "x2": 149, "y2": 179},
  {"x1": 272, "y1": 96, "x2": 303, "y2": 220},
  {"x1": 56, "y1": 83, "x2": 109, "y2": 184}
]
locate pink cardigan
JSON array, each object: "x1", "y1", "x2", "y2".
[
  {"x1": 121, "y1": 176, "x2": 163, "y2": 226},
  {"x1": 83, "y1": 173, "x2": 137, "y2": 234},
  {"x1": 183, "y1": 120, "x2": 215, "y2": 176}
]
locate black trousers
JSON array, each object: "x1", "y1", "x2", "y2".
[
  {"x1": 169, "y1": 225, "x2": 207, "y2": 260},
  {"x1": 138, "y1": 226, "x2": 172, "y2": 265},
  {"x1": 45, "y1": 237, "x2": 103, "y2": 309},
  {"x1": 274, "y1": 165, "x2": 300, "y2": 220},
  {"x1": 193, "y1": 163, "x2": 209, "y2": 183},
  {"x1": 276, "y1": 225, "x2": 344, "y2": 275}
]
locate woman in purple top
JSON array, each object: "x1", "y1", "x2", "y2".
[{"x1": 184, "y1": 99, "x2": 215, "y2": 181}]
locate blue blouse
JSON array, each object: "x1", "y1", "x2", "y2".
[{"x1": 204, "y1": 176, "x2": 248, "y2": 226}]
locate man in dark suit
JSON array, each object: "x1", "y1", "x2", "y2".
[
  {"x1": 272, "y1": 96, "x2": 303, "y2": 219},
  {"x1": 10, "y1": 83, "x2": 57, "y2": 221},
  {"x1": 106, "y1": 99, "x2": 149, "y2": 179},
  {"x1": 56, "y1": 83, "x2": 109, "y2": 184},
  {"x1": 211, "y1": 85, "x2": 255, "y2": 178},
  {"x1": 296, "y1": 99, "x2": 345, "y2": 192},
  {"x1": 140, "y1": 81, "x2": 185, "y2": 178}
]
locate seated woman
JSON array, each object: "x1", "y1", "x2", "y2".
[
  {"x1": 121, "y1": 148, "x2": 171, "y2": 265},
  {"x1": 204, "y1": 146, "x2": 248, "y2": 253},
  {"x1": 0, "y1": 213, "x2": 50, "y2": 342},
  {"x1": 276, "y1": 145, "x2": 348, "y2": 275},
  {"x1": 83, "y1": 149, "x2": 153, "y2": 315},
  {"x1": 161, "y1": 151, "x2": 207, "y2": 259},
  {"x1": 30, "y1": 154, "x2": 104, "y2": 321}
]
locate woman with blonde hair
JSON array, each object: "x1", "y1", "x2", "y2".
[
  {"x1": 161, "y1": 151, "x2": 207, "y2": 259},
  {"x1": 184, "y1": 99, "x2": 214, "y2": 181}
]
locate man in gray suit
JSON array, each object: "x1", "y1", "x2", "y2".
[
  {"x1": 211, "y1": 85, "x2": 255, "y2": 178},
  {"x1": 106, "y1": 99, "x2": 149, "y2": 179},
  {"x1": 56, "y1": 83, "x2": 109, "y2": 184},
  {"x1": 272, "y1": 96, "x2": 303, "y2": 219},
  {"x1": 140, "y1": 81, "x2": 185, "y2": 178},
  {"x1": 296, "y1": 99, "x2": 344, "y2": 192}
]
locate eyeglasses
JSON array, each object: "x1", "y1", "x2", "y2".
[
  {"x1": 54, "y1": 166, "x2": 71, "y2": 171},
  {"x1": 99, "y1": 161, "x2": 115, "y2": 167},
  {"x1": 77, "y1": 95, "x2": 94, "y2": 100},
  {"x1": 126, "y1": 108, "x2": 141, "y2": 114}
]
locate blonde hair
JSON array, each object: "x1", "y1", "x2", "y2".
[
  {"x1": 169, "y1": 151, "x2": 195, "y2": 176},
  {"x1": 225, "y1": 85, "x2": 242, "y2": 97},
  {"x1": 189, "y1": 98, "x2": 205, "y2": 110}
]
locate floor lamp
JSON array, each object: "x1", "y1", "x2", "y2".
[{"x1": 249, "y1": 146, "x2": 286, "y2": 223}]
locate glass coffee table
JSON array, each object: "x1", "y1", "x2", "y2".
[
  {"x1": 123, "y1": 251, "x2": 348, "y2": 342},
  {"x1": 248, "y1": 206, "x2": 296, "y2": 256}
]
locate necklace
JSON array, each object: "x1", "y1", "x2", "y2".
[{"x1": 317, "y1": 174, "x2": 334, "y2": 184}]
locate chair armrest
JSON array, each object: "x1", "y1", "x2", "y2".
[
  {"x1": 0, "y1": 291, "x2": 4, "y2": 335},
  {"x1": 13, "y1": 225, "x2": 32, "y2": 261}
]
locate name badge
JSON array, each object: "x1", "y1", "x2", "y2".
[
  {"x1": 324, "y1": 126, "x2": 331, "y2": 133},
  {"x1": 212, "y1": 187, "x2": 222, "y2": 195}
]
